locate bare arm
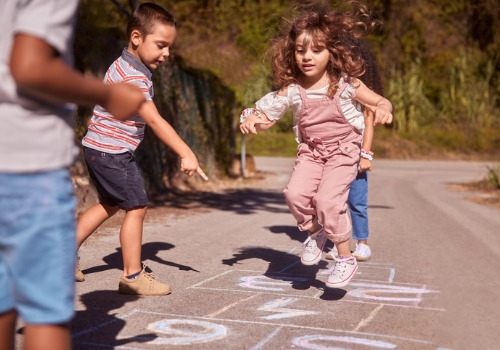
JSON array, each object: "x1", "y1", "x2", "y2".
[
  {"x1": 240, "y1": 86, "x2": 287, "y2": 134},
  {"x1": 359, "y1": 108, "x2": 374, "y2": 172},
  {"x1": 353, "y1": 79, "x2": 393, "y2": 126},
  {"x1": 139, "y1": 101, "x2": 208, "y2": 180},
  {"x1": 9, "y1": 34, "x2": 145, "y2": 120}
]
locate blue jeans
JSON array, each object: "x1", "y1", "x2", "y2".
[
  {"x1": 348, "y1": 171, "x2": 369, "y2": 241},
  {"x1": 0, "y1": 170, "x2": 76, "y2": 324}
]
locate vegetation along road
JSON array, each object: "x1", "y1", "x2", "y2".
[{"x1": 68, "y1": 157, "x2": 499, "y2": 350}]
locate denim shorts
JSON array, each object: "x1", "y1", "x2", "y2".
[
  {"x1": 0, "y1": 170, "x2": 76, "y2": 324},
  {"x1": 83, "y1": 147, "x2": 148, "y2": 210}
]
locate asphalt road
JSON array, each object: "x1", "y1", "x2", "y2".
[{"x1": 60, "y1": 157, "x2": 499, "y2": 349}]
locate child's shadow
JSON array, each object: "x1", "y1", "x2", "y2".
[
  {"x1": 82, "y1": 241, "x2": 199, "y2": 276},
  {"x1": 71, "y1": 290, "x2": 156, "y2": 349},
  {"x1": 222, "y1": 246, "x2": 329, "y2": 291}
]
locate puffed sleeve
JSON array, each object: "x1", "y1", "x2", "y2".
[{"x1": 255, "y1": 91, "x2": 291, "y2": 121}]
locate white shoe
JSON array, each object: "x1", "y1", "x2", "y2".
[
  {"x1": 353, "y1": 243, "x2": 371, "y2": 261},
  {"x1": 326, "y1": 256, "x2": 358, "y2": 288},
  {"x1": 300, "y1": 229, "x2": 327, "y2": 266},
  {"x1": 325, "y1": 245, "x2": 338, "y2": 260}
]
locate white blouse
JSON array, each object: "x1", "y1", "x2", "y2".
[{"x1": 255, "y1": 78, "x2": 364, "y2": 143}]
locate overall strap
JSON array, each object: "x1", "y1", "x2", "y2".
[
  {"x1": 297, "y1": 84, "x2": 308, "y2": 104},
  {"x1": 335, "y1": 75, "x2": 351, "y2": 99}
]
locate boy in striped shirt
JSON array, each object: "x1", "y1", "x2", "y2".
[{"x1": 77, "y1": 3, "x2": 207, "y2": 295}]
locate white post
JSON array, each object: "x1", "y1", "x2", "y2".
[{"x1": 241, "y1": 134, "x2": 246, "y2": 178}]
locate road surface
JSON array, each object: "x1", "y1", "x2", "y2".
[{"x1": 50, "y1": 157, "x2": 500, "y2": 349}]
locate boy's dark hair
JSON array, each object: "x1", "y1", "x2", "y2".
[{"x1": 126, "y1": 3, "x2": 176, "y2": 39}]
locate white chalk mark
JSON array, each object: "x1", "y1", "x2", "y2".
[
  {"x1": 278, "y1": 260, "x2": 301, "y2": 273},
  {"x1": 414, "y1": 284, "x2": 426, "y2": 307},
  {"x1": 258, "y1": 297, "x2": 318, "y2": 320},
  {"x1": 72, "y1": 341, "x2": 144, "y2": 350},
  {"x1": 249, "y1": 326, "x2": 283, "y2": 350},
  {"x1": 124, "y1": 310, "x2": 435, "y2": 345},
  {"x1": 388, "y1": 268, "x2": 396, "y2": 283},
  {"x1": 205, "y1": 293, "x2": 261, "y2": 318},
  {"x1": 188, "y1": 270, "x2": 233, "y2": 288},
  {"x1": 313, "y1": 289, "x2": 325, "y2": 298},
  {"x1": 292, "y1": 334, "x2": 397, "y2": 349},
  {"x1": 148, "y1": 319, "x2": 227, "y2": 345},
  {"x1": 348, "y1": 282, "x2": 439, "y2": 303},
  {"x1": 72, "y1": 308, "x2": 139, "y2": 338},
  {"x1": 352, "y1": 304, "x2": 384, "y2": 332},
  {"x1": 239, "y1": 275, "x2": 308, "y2": 291},
  {"x1": 192, "y1": 286, "x2": 446, "y2": 311}
]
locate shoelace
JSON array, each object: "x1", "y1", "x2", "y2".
[
  {"x1": 303, "y1": 237, "x2": 319, "y2": 253},
  {"x1": 139, "y1": 264, "x2": 158, "y2": 282},
  {"x1": 332, "y1": 257, "x2": 355, "y2": 277},
  {"x1": 143, "y1": 272, "x2": 157, "y2": 283}
]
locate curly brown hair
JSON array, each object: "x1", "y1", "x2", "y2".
[{"x1": 271, "y1": 0, "x2": 379, "y2": 98}]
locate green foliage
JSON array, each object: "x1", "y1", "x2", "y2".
[
  {"x1": 236, "y1": 129, "x2": 298, "y2": 158},
  {"x1": 74, "y1": 0, "x2": 500, "y2": 160},
  {"x1": 440, "y1": 51, "x2": 498, "y2": 128},
  {"x1": 485, "y1": 165, "x2": 500, "y2": 189},
  {"x1": 385, "y1": 60, "x2": 436, "y2": 132}
]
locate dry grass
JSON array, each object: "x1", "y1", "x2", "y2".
[{"x1": 449, "y1": 182, "x2": 500, "y2": 208}]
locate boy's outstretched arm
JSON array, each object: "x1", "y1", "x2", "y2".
[
  {"x1": 139, "y1": 101, "x2": 208, "y2": 180},
  {"x1": 10, "y1": 34, "x2": 145, "y2": 120}
]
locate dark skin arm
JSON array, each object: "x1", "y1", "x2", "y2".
[{"x1": 9, "y1": 34, "x2": 145, "y2": 120}]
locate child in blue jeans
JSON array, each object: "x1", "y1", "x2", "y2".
[
  {"x1": 0, "y1": 1, "x2": 145, "y2": 349},
  {"x1": 326, "y1": 38, "x2": 385, "y2": 262}
]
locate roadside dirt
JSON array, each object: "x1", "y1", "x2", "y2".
[{"x1": 449, "y1": 181, "x2": 500, "y2": 208}]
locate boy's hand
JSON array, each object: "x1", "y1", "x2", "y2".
[
  {"x1": 359, "y1": 158, "x2": 372, "y2": 172},
  {"x1": 240, "y1": 114, "x2": 273, "y2": 135},
  {"x1": 104, "y1": 83, "x2": 146, "y2": 120},
  {"x1": 180, "y1": 155, "x2": 209, "y2": 181}
]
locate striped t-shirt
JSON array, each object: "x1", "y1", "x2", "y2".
[{"x1": 82, "y1": 48, "x2": 153, "y2": 153}]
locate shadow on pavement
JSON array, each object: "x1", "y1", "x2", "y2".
[
  {"x1": 72, "y1": 290, "x2": 156, "y2": 349},
  {"x1": 150, "y1": 188, "x2": 290, "y2": 215},
  {"x1": 222, "y1": 246, "x2": 339, "y2": 294},
  {"x1": 82, "y1": 242, "x2": 199, "y2": 276}
]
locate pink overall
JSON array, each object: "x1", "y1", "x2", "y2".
[{"x1": 283, "y1": 80, "x2": 363, "y2": 244}]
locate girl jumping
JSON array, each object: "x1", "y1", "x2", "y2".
[{"x1": 240, "y1": 1, "x2": 392, "y2": 288}]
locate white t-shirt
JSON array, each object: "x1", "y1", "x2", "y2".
[
  {"x1": 255, "y1": 78, "x2": 364, "y2": 143},
  {"x1": 0, "y1": 0, "x2": 79, "y2": 172}
]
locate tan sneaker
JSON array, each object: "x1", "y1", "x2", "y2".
[
  {"x1": 118, "y1": 264, "x2": 171, "y2": 296},
  {"x1": 75, "y1": 256, "x2": 85, "y2": 282}
]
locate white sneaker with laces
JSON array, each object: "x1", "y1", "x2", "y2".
[
  {"x1": 353, "y1": 243, "x2": 371, "y2": 261},
  {"x1": 301, "y1": 229, "x2": 327, "y2": 266},
  {"x1": 325, "y1": 245, "x2": 338, "y2": 260},
  {"x1": 326, "y1": 255, "x2": 358, "y2": 288}
]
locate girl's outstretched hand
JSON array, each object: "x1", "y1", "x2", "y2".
[
  {"x1": 365, "y1": 104, "x2": 393, "y2": 126},
  {"x1": 240, "y1": 114, "x2": 274, "y2": 134}
]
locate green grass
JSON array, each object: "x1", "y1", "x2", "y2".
[
  {"x1": 486, "y1": 165, "x2": 500, "y2": 189},
  {"x1": 236, "y1": 132, "x2": 298, "y2": 157}
]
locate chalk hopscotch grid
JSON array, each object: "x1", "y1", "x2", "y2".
[
  {"x1": 73, "y1": 308, "x2": 437, "y2": 349},
  {"x1": 188, "y1": 268, "x2": 445, "y2": 312},
  {"x1": 72, "y1": 266, "x2": 448, "y2": 349},
  {"x1": 72, "y1": 256, "x2": 448, "y2": 349}
]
